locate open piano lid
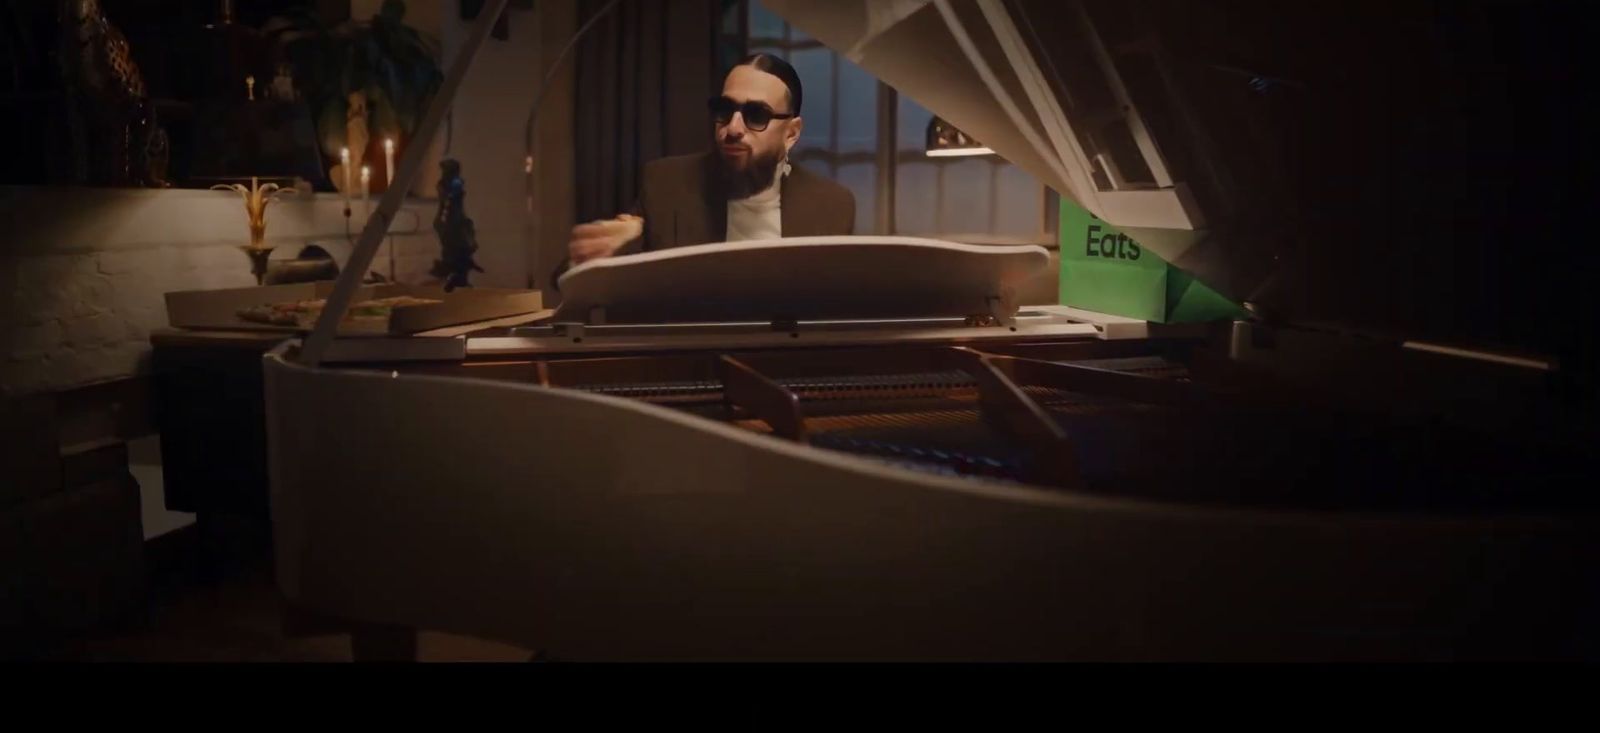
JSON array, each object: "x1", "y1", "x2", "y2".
[
  {"x1": 762, "y1": 0, "x2": 1269, "y2": 302},
  {"x1": 764, "y1": 0, "x2": 1592, "y2": 366}
]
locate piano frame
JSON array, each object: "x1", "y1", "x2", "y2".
[
  {"x1": 258, "y1": 0, "x2": 1599, "y2": 661},
  {"x1": 264, "y1": 320, "x2": 1597, "y2": 661}
]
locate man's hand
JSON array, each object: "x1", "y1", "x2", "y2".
[{"x1": 568, "y1": 214, "x2": 644, "y2": 265}]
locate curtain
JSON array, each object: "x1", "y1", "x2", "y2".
[{"x1": 573, "y1": 0, "x2": 724, "y2": 223}]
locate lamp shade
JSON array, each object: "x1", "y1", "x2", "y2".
[{"x1": 925, "y1": 114, "x2": 994, "y2": 157}]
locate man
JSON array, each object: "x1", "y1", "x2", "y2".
[{"x1": 564, "y1": 53, "x2": 856, "y2": 271}]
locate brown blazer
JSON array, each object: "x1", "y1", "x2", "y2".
[{"x1": 554, "y1": 152, "x2": 856, "y2": 285}]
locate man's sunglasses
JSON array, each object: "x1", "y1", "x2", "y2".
[{"x1": 707, "y1": 96, "x2": 795, "y2": 131}]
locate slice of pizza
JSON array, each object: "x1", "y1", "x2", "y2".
[
  {"x1": 238, "y1": 299, "x2": 320, "y2": 326},
  {"x1": 237, "y1": 296, "x2": 443, "y2": 328},
  {"x1": 346, "y1": 296, "x2": 443, "y2": 319}
]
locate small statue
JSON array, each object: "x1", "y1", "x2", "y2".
[{"x1": 429, "y1": 159, "x2": 485, "y2": 292}]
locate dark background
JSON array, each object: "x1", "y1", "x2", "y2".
[
  {"x1": 1084, "y1": 0, "x2": 1595, "y2": 375},
  {"x1": 0, "y1": 0, "x2": 338, "y2": 188}
]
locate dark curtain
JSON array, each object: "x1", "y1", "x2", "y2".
[{"x1": 573, "y1": 0, "x2": 724, "y2": 223}]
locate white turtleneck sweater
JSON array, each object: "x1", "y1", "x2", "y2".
[{"x1": 725, "y1": 160, "x2": 789, "y2": 242}]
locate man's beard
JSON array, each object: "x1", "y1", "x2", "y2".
[{"x1": 717, "y1": 144, "x2": 784, "y2": 199}]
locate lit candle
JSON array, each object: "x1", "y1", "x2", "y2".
[
  {"x1": 361, "y1": 165, "x2": 371, "y2": 220},
  {"x1": 339, "y1": 147, "x2": 351, "y2": 206},
  {"x1": 384, "y1": 138, "x2": 395, "y2": 191}
]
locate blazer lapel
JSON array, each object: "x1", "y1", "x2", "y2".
[
  {"x1": 706, "y1": 190, "x2": 727, "y2": 244},
  {"x1": 685, "y1": 151, "x2": 725, "y2": 245},
  {"x1": 779, "y1": 166, "x2": 823, "y2": 238}
]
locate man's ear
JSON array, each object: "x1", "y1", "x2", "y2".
[{"x1": 784, "y1": 117, "x2": 804, "y2": 153}]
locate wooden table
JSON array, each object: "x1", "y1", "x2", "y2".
[{"x1": 150, "y1": 329, "x2": 293, "y2": 523}]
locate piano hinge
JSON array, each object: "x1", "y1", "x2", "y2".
[
  {"x1": 965, "y1": 297, "x2": 1017, "y2": 330},
  {"x1": 551, "y1": 322, "x2": 586, "y2": 342}
]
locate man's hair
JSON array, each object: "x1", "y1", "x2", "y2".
[{"x1": 737, "y1": 53, "x2": 803, "y2": 116}]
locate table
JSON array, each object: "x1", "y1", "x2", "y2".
[{"x1": 150, "y1": 329, "x2": 293, "y2": 523}]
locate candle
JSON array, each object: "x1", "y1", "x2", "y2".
[
  {"x1": 384, "y1": 138, "x2": 395, "y2": 190},
  {"x1": 360, "y1": 165, "x2": 371, "y2": 219},
  {"x1": 383, "y1": 139, "x2": 397, "y2": 282},
  {"x1": 340, "y1": 147, "x2": 351, "y2": 206}
]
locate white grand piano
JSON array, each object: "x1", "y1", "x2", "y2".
[{"x1": 261, "y1": 0, "x2": 1598, "y2": 660}]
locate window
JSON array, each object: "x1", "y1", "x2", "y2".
[{"x1": 730, "y1": 0, "x2": 1057, "y2": 245}]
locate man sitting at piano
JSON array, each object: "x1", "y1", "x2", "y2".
[{"x1": 564, "y1": 53, "x2": 857, "y2": 268}]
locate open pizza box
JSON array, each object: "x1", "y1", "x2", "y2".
[{"x1": 165, "y1": 281, "x2": 546, "y2": 337}]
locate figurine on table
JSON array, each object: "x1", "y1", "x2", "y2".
[{"x1": 429, "y1": 158, "x2": 485, "y2": 292}]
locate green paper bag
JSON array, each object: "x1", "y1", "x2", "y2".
[{"x1": 1058, "y1": 200, "x2": 1245, "y2": 323}]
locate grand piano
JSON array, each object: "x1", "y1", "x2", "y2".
[{"x1": 262, "y1": 0, "x2": 1598, "y2": 660}]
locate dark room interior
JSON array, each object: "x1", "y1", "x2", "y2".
[{"x1": 2, "y1": 0, "x2": 1596, "y2": 663}]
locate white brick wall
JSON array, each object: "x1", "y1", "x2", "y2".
[{"x1": 0, "y1": 185, "x2": 486, "y2": 397}]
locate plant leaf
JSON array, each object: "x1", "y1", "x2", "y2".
[
  {"x1": 270, "y1": 1, "x2": 443, "y2": 162},
  {"x1": 380, "y1": 0, "x2": 407, "y2": 23}
]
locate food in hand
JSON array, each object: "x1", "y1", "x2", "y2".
[
  {"x1": 578, "y1": 213, "x2": 641, "y2": 236},
  {"x1": 569, "y1": 214, "x2": 644, "y2": 264}
]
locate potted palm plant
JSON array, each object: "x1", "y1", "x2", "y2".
[{"x1": 267, "y1": 0, "x2": 443, "y2": 195}]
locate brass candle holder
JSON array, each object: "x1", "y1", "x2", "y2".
[{"x1": 212, "y1": 176, "x2": 293, "y2": 285}]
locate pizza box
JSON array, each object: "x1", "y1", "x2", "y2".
[{"x1": 164, "y1": 282, "x2": 544, "y2": 336}]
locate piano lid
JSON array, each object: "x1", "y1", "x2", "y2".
[
  {"x1": 763, "y1": 1, "x2": 1593, "y2": 364},
  {"x1": 552, "y1": 236, "x2": 1049, "y2": 324},
  {"x1": 763, "y1": 0, "x2": 1268, "y2": 301}
]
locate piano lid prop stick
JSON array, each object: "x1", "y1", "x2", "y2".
[{"x1": 301, "y1": 0, "x2": 512, "y2": 366}]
